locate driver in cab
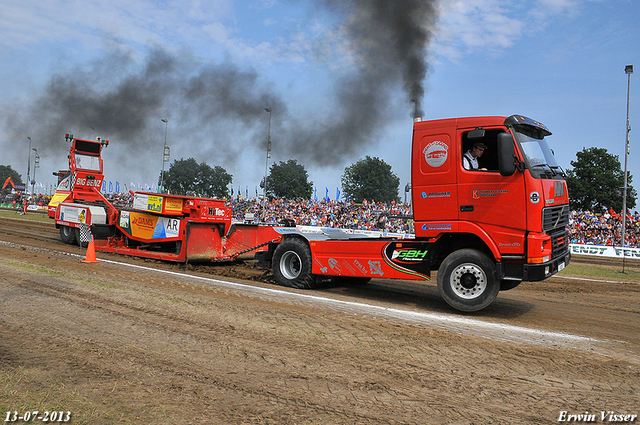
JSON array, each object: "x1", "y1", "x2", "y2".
[{"x1": 463, "y1": 141, "x2": 488, "y2": 171}]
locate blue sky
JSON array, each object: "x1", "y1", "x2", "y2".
[{"x1": 0, "y1": 0, "x2": 638, "y2": 204}]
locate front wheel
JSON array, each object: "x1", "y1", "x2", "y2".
[
  {"x1": 437, "y1": 249, "x2": 499, "y2": 312},
  {"x1": 272, "y1": 238, "x2": 319, "y2": 289},
  {"x1": 59, "y1": 226, "x2": 77, "y2": 245}
]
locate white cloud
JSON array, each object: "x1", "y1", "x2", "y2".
[
  {"x1": 433, "y1": 0, "x2": 524, "y2": 60},
  {"x1": 0, "y1": 0, "x2": 234, "y2": 53},
  {"x1": 432, "y1": 0, "x2": 590, "y2": 61}
]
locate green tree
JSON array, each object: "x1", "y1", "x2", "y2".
[
  {"x1": 566, "y1": 147, "x2": 635, "y2": 211},
  {"x1": 0, "y1": 165, "x2": 23, "y2": 190},
  {"x1": 341, "y1": 156, "x2": 400, "y2": 203},
  {"x1": 266, "y1": 159, "x2": 313, "y2": 199},
  {"x1": 163, "y1": 158, "x2": 232, "y2": 198}
]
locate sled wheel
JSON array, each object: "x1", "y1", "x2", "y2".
[
  {"x1": 437, "y1": 249, "x2": 499, "y2": 312},
  {"x1": 59, "y1": 226, "x2": 77, "y2": 245}
]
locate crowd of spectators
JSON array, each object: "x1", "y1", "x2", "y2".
[
  {"x1": 7, "y1": 190, "x2": 640, "y2": 246},
  {"x1": 228, "y1": 198, "x2": 413, "y2": 233},
  {"x1": 104, "y1": 192, "x2": 134, "y2": 208},
  {"x1": 98, "y1": 194, "x2": 414, "y2": 233},
  {"x1": 570, "y1": 207, "x2": 640, "y2": 248}
]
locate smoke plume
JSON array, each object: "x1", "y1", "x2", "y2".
[{"x1": 1, "y1": 0, "x2": 439, "y2": 181}]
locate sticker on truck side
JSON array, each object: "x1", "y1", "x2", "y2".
[
  {"x1": 423, "y1": 141, "x2": 449, "y2": 168},
  {"x1": 382, "y1": 242, "x2": 432, "y2": 280},
  {"x1": 119, "y1": 211, "x2": 181, "y2": 240}
]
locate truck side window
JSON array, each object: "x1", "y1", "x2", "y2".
[{"x1": 461, "y1": 129, "x2": 504, "y2": 171}]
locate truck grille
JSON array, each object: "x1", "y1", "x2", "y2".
[
  {"x1": 543, "y1": 205, "x2": 570, "y2": 260},
  {"x1": 542, "y1": 205, "x2": 569, "y2": 232}
]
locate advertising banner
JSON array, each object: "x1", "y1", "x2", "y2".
[{"x1": 570, "y1": 244, "x2": 640, "y2": 260}]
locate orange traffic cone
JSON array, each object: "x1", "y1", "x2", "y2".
[{"x1": 82, "y1": 236, "x2": 99, "y2": 263}]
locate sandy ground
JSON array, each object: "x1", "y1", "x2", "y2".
[{"x1": 1, "y1": 215, "x2": 639, "y2": 424}]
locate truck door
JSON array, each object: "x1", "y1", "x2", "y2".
[{"x1": 457, "y1": 128, "x2": 526, "y2": 255}]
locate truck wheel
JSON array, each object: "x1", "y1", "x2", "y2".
[
  {"x1": 272, "y1": 238, "x2": 318, "y2": 289},
  {"x1": 59, "y1": 226, "x2": 77, "y2": 245},
  {"x1": 437, "y1": 249, "x2": 499, "y2": 312}
]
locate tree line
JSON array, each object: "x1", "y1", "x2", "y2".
[
  {"x1": 1, "y1": 147, "x2": 637, "y2": 209},
  {"x1": 161, "y1": 155, "x2": 400, "y2": 203}
]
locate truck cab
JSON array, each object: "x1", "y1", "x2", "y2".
[{"x1": 412, "y1": 115, "x2": 570, "y2": 309}]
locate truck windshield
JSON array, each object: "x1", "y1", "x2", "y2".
[
  {"x1": 74, "y1": 153, "x2": 101, "y2": 171},
  {"x1": 513, "y1": 130, "x2": 563, "y2": 179}
]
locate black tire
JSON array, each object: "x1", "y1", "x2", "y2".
[
  {"x1": 437, "y1": 249, "x2": 500, "y2": 312},
  {"x1": 59, "y1": 226, "x2": 77, "y2": 245},
  {"x1": 272, "y1": 238, "x2": 319, "y2": 289},
  {"x1": 499, "y1": 279, "x2": 522, "y2": 291}
]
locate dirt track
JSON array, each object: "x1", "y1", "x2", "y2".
[{"x1": 1, "y1": 215, "x2": 639, "y2": 424}]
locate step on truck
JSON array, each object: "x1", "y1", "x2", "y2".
[{"x1": 49, "y1": 114, "x2": 570, "y2": 312}]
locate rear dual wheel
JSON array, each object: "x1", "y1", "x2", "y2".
[{"x1": 272, "y1": 238, "x2": 321, "y2": 289}]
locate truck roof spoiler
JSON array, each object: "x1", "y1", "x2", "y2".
[{"x1": 504, "y1": 115, "x2": 552, "y2": 137}]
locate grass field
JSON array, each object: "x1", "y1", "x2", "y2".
[{"x1": 0, "y1": 208, "x2": 50, "y2": 222}]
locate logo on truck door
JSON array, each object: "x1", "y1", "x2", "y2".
[{"x1": 423, "y1": 141, "x2": 449, "y2": 168}]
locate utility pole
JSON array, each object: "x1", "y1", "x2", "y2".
[
  {"x1": 26, "y1": 137, "x2": 32, "y2": 196},
  {"x1": 263, "y1": 107, "x2": 272, "y2": 221},
  {"x1": 32, "y1": 148, "x2": 39, "y2": 197},
  {"x1": 621, "y1": 65, "x2": 633, "y2": 272},
  {"x1": 161, "y1": 118, "x2": 169, "y2": 193}
]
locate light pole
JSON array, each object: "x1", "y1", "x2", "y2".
[
  {"x1": 160, "y1": 118, "x2": 169, "y2": 193},
  {"x1": 26, "y1": 137, "x2": 32, "y2": 196},
  {"x1": 263, "y1": 107, "x2": 272, "y2": 220},
  {"x1": 621, "y1": 64, "x2": 633, "y2": 272},
  {"x1": 32, "y1": 148, "x2": 39, "y2": 197}
]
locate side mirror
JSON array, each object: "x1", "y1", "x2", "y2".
[{"x1": 498, "y1": 132, "x2": 516, "y2": 177}]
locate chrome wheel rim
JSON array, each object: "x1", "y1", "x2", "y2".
[
  {"x1": 450, "y1": 263, "x2": 486, "y2": 299},
  {"x1": 280, "y1": 251, "x2": 302, "y2": 280}
]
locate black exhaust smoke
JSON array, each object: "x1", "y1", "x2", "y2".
[{"x1": 1, "y1": 0, "x2": 439, "y2": 173}]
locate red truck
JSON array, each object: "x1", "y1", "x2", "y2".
[
  {"x1": 260, "y1": 114, "x2": 570, "y2": 311},
  {"x1": 49, "y1": 114, "x2": 570, "y2": 312}
]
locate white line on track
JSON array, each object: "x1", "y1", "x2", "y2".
[
  {"x1": 106, "y1": 260, "x2": 605, "y2": 348},
  {"x1": 3, "y1": 241, "x2": 611, "y2": 354},
  {"x1": 554, "y1": 274, "x2": 639, "y2": 285}
]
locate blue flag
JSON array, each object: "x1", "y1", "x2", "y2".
[
  {"x1": 115, "y1": 181, "x2": 120, "y2": 193},
  {"x1": 336, "y1": 187, "x2": 340, "y2": 201},
  {"x1": 102, "y1": 180, "x2": 106, "y2": 192},
  {"x1": 325, "y1": 187, "x2": 329, "y2": 201},
  {"x1": 109, "y1": 181, "x2": 113, "y2": 192},
  {"x1": 314, "y1": 187, "x2": 317, "y2": 201}
]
